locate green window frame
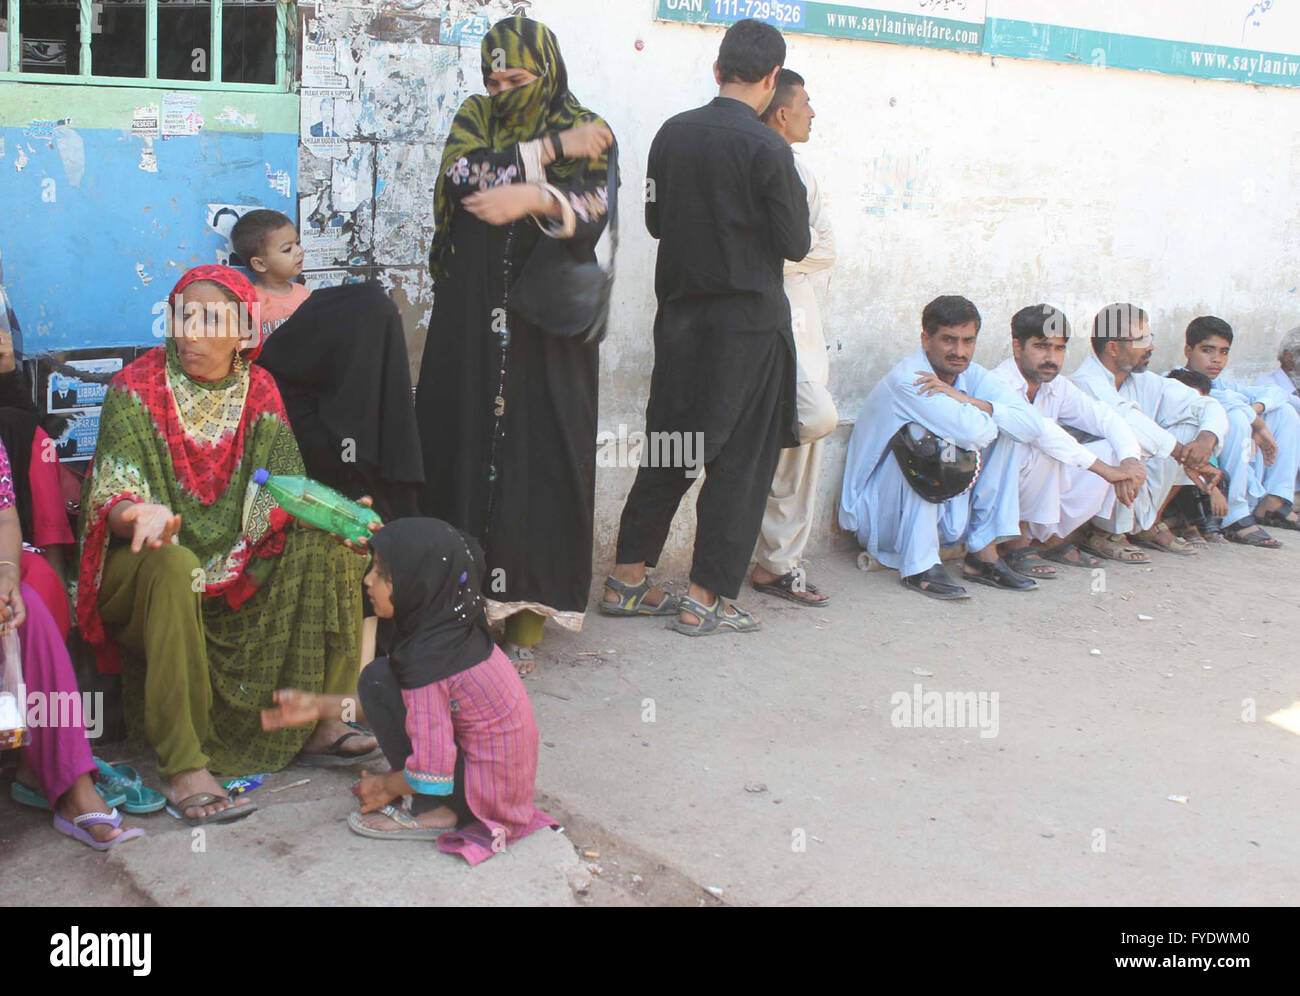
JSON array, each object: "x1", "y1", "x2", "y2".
[{"x1": 2, "y1": 0, "x2": 292, "y2": 91}]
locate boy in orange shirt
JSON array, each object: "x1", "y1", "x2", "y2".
[{"x1": 231, "y1": 209, "x2": 309, "y2": 344}]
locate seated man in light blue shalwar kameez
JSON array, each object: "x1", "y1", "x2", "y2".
[
  {"x1": 1180, "y1": 316, "x2": 1300, "y2": 540},
  {"x1": 839, "y1": 295, "x2": 1048, "y2": 600}
]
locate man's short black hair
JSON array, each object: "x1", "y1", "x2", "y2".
[
  {"x1": 1011, "y1": 304, "x2": 1070, "y2": 343},
  {"x1": 922, "y1": 295, "x2": 981, "y2": 336},
  {"x1": 231, "y1": 208, "x2": 295, "y2": 263},
  {"x1": 1091, "y1": 302, "x2": 1149, "y2": 356},
  {"x1": 759, "y1": 68, "x2": 805, "y2": 123},
  {"x1": 1186, "y1": 315, "x2": 1234, "y2": 348},
  {"x1": 717, "y1": 18, "x2": 786, "y2": 85},
  {"x1": 1166, "y1": 367, "x2": 1213, "y2": 395}
]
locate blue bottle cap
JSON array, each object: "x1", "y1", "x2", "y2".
[{"x1": 252, "y1": 468, "x2": 270, "y2": 486}]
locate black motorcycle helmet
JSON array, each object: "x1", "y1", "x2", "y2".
[{"x1": 889, "y1": 422, "x2": 982, "y2": 504}]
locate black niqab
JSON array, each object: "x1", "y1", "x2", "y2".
[{"x1": 369, "y1": 518, "x2": 495, "y2": 689}]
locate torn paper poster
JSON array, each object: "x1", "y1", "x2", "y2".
[
  {"x1": 54, "y1": 125, "x2": 85, "y2": 187},
  {"x1": 301, "y1": 210, "x2": 349, "y2": 270},
  {"x1": 134, "y1": 263, "x2": 153, "y2": 287},
  {"x1": 161, "y1": 93, "x2": 203, "y2": 137},
  {"x1": 206, "y1": 203, "x2": 262, "y2": 240},
  {"x1": 215, "y1": 106, "x2": 258, "y2": 129},
  {"x1": 139, "y1": 141, "x2": 158, "y2": 173},
  {"x1": 24, "y1": 119, "x2": 57, "y2": 142},
  {"x1": 302, "y1": 41, "x2": 347, "y2": 89},
  {"x1": 301, "y1": 88, "x2": 350, "y2": 159},
  {"x1": 266, "y1": 164, "x2": 292, "y2": 198},
  {"x1": 302, "y1": 269, "x2": 352, "y2": 292},
  {"x1": 440, "y1": 14, "x2": 491, "y2": 45},
  {"x1": 47, "y1": 358, "x2": 119, "y2": 412},
  {"x1": 205, "y1": 203, "x2": 263, "y2": 265},
  {"x1": 330, "y1": 146, "x2": 372, "y2": 215},
  {"x1": 131, "y1": 105, "x2": 160, "y2": 138},
  {"x1": 50, "y1": 406, "x2": 104, "y2": 464},
  {"x1": 14, "y1": 146, "x2": 28, "y2": 172}
]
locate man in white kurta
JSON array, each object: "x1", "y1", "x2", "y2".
[
  {"x1": 753, "y1": 70, "x2": 839, "y2": 605},
  {"x1": 988, "y1": 305, "x2": 1144, "y2": 561},
  {"x1": 840, "y1": 296, "x2": 1047, "y2": 599},
  {"x1": 1071, "y1": 304, "x2": 1228, "y2": 557}
]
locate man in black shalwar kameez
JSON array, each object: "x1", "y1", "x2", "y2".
[{"x1": 602, "y1": 19, "x2": 810, "y2": 636}]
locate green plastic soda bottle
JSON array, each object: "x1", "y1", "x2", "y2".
[{"x1": 251, "y1": 469, "x2": 381, "y2": 544}]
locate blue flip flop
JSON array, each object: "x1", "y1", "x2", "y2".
[
  {"x1": 10, "y1": 768, "x2": 128, "y2": 811},
  {"x1": 94, "y1": 759, "x2": 167, "y2": 814}
]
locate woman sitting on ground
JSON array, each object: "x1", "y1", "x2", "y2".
[
  {"x1": 0, "y1": 324, "x2": 76, "y2": 636},
  {"x1": 1, "y1": 437, "x2": 144, "y2": 850},
  {"x1": 76, "y1": 265, "x2": 377, "y2": 827},
  {"x1": 262, "y1": 518, "x2": 553, "y2": 864}
]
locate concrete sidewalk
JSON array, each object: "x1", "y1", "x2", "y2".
[{"x1": 5, "y1": 540, "x2": 1299, "y2": 906}]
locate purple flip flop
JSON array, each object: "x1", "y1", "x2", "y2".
[{"x1": 53, "y1": 807, "x2": 146, "y2": 851}]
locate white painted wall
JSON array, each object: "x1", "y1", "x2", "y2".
[{"x1": 529, "y1": 0, "x2": 1300, "y2": 571}]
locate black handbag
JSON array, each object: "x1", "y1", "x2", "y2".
[{"x1": 508, "y1": 142, "x2": 618, "y2": 346}]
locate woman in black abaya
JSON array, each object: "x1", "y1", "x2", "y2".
[{"x1": 416, "y1": 16, "x2": 614, "y2": 672}]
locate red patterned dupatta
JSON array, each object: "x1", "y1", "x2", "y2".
[{"x1": 77, "y1": 266, "x2": 299, "y2": 673}]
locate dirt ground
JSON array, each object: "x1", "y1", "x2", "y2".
[{"x1": 5, "y1": 535, "x2": 1299, "y2": 906}]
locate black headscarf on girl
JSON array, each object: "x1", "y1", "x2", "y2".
[{"x1": 369, "y1": 518, "x2": 495, "y2": 689}]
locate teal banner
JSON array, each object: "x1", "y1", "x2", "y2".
[
  {"x1": 653, "y1": 1, "x2": 984, "y2": 53},
  {"x1": 984, "y1": 17, "x2": 1300, "y2": 89}
]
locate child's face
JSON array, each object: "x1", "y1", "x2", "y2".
[
  {"x1": 251, "y1": 223, "x2": 304, "y2": 282},
  {"x1": 364, "y1": 557, "x2": 395, "y2": 619},
  {"x1": 1185, "y1": 334, "x2": 1231, "y2": 380}
]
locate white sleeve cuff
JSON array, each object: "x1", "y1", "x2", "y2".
[{"x1": 519, "y1": 139, "x2": 547, "y2": 185}]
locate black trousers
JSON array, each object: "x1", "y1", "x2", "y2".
[
  {"x1": 614, "y1": 336, "x2": 790, "y2": 600},
  {"x1": 357, "y1": 658, "x2": 470, "y2": 821}
]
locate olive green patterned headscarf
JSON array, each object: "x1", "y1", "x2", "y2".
[{"x1": 428, "y1": 16, "x2": 609, "y2": 280}]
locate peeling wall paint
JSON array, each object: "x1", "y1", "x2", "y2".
[{"x1": 296, "y1": 0, "x2": 530, "y2": 370}]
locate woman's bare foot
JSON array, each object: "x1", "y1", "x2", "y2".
[
  {"x1": 356, "y1": 804, "x2": 458, "y2": 833},
  {"x1": 302, "y1": 718, "x2": 378, "y2": 757},
  {"x1": 165, "y1": 767, "x2": 251, "y2": 821},
  {"x1": 56, "y1": 773, "x2": 139, "y2": 844},
  {"x1": 504, "y1": 641, "x2": 537, "y2": 676}
]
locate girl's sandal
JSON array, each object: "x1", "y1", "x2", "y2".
[
  {"x1": 599, "y1": 575, "x2": 681, "y2": 617},
  {"x1": 347, "y1": 805, "x2": 444, "y2": 841},
  {"x1": 669, "y1": 594, "x2": 761, "y2": 637}
]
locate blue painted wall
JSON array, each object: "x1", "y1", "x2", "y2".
[{"x1": 0, "y1": 84, "x2": 299, "y2": 352}]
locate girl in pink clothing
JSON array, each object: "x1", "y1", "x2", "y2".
[{"x1": 263, "y1": 518, "x2": 553, "y2": 864}]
